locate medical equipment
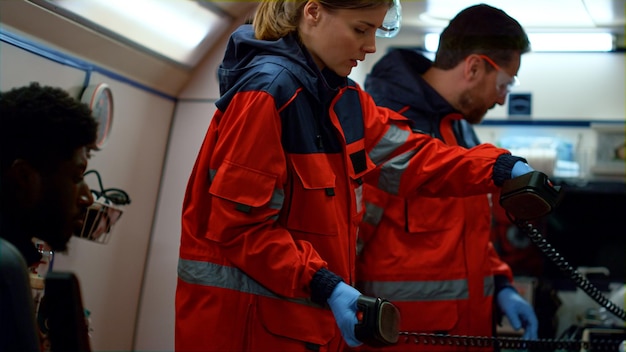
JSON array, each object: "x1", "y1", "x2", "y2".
[
  {"x1": 368, "y1": 171, "x2": 625, "y2": 350},
  {"x1": 355, "y1": 296, "x2": 400, "y2": 346},
  {"x1": 77, "y1": 169, "x2": 130, "y2": 244}
]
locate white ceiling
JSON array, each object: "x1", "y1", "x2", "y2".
[
  {"x1": 2, "y1": 0, "x2": 622, "y2": 96},
  {"x1": 397, "y1": 0, "x2": 625, "y2": 34},
  {"x1": 211, "y1": 0, "x2": 625, "y2": 34}
]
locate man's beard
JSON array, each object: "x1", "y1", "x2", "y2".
[
  {"x1": 31, "y1": 205, "x2": 71, "y2": 253},
  {"x1": 458, "y1": 90, "x2": 487, "y2": 125},
  {"x1": 35, "y1": 227, "x2": 71, "y2": 253}
]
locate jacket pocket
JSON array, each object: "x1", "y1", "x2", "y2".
[
  {"x1": 257, "y1": 296, "x2": 336, "y2": 345},
  {"x1": 286, "y1": 154, "x2": 339, "y2": 236},
  {"x1": 209, "y1": 160, "x2": 277, "y2": 207},
  {"x1": 406, "y1": 196, "x2": 458, "y2": 234}
]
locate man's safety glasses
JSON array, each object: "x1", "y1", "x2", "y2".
[
  {"x1": 376, "y1": 0, "x2": 402, "y2": 38},
  {"x1": 479, "y1": 55, "x2": 520, "y2": 97}
]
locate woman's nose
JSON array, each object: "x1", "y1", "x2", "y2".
[{"x1": 363, "y1": 35, "x2": 377, "y2": 54}]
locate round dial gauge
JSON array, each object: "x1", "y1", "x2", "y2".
[{"x1": 81, "y1": 83, "x2": 114, "y2": 148}]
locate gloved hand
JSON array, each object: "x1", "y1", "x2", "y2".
[
  {"x1": 511, "y1": 161, "x2": 534, "y2": 178},
  {"x1": 327, "y1": 281, "x2": 363, "y2": 347},
  {"x1": 497, "y1": 287, "x2": 538, "y2": 340}
]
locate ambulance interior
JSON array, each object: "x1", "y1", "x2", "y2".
[{"x1": 0, "y1": 0, "x2": 624, "y2": 350}]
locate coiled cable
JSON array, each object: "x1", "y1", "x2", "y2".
[{"x1": 515, "y1": 219, "x2": 626, "y2": 321}]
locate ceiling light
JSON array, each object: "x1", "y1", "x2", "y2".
[
  {"x1": 528, "y1": 33, "x2": 614, "y2": 52},
  {"x1": 49, "y1": 0, "x2": 230, "y2": 67},
  {"x1": 424, "y1": 33, "x2": 440, "y2": 53},
  {"x1": 423, "y1": 32, "x2": 614, "y2": 52},
  {"x1": 420, "y1": 0, "x2": 598, "y2": 28}
]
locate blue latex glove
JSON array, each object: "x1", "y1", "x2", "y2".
[
  {"x1": 511, "y1": 161, "x2": 534, "y2": 178},
  {"x1": 497, "y1": 287, "x2": 538, "y2": 340},
  {"x1": 327, "y1": 282, "x2": 363, "y2": 347}
]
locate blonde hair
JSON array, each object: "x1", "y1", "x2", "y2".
[{"x1": 253, "y1": 0, "x2": 393, "y2": 40}]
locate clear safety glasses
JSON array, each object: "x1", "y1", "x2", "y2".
[
  {"x1": 376, "y1": 0, "x2": 402, "y2": 38},
  {"x1": 479, "y1": 55, "x2": 520, "y2": 97},
  {"x1": 76, "y1": 169, "x2": 130, "y2": 244}
]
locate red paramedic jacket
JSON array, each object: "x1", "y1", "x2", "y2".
[
  {"x1": 175, "y1": 26, "x2": 521, "y2": 352},
  {"x1": 356, "y1": 49, "x2": 516, "y2": 352}
]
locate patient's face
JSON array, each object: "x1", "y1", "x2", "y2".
[{"x1": 34, "y1": 147, "x2": 93, "y2": 252}]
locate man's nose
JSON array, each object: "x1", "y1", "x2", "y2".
[{"x1": 79, "y1": 183, "x2": 94, "y2": 206}]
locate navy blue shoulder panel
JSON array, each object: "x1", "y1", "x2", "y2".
[
  {"x1": 333, "y1": 87, "x2": 364, "y2": 145},
  {"x1": 280, "y1": 83, "x2": 367, "y2": 157},
  {"x1": 216, "y1": 62, "x2": 369, "y2": 157},
  {"x1": 216, "y1": 61, "x2": 305, "y2": 112},
  {"x1": 279, "y1": 91, "x2": 342, "y2": 155}
]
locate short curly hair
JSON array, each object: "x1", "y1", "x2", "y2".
[{"x1": 0, "y1": 82, "x2": 99, "y2": 172}]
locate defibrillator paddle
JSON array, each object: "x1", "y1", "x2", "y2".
[{"x1": 355, "y1": 295, "x2": 400, "y2": 346}]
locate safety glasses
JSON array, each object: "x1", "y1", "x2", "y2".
[
  {"x1": 376, "y1": 0, "x2": 402, "y2": 38},
  {"x1": 479, "y1": 54, "x2": 520, "y2": 96},
  {"x1": 77, "y1": 169, "x2": 130, "y2": 244}
]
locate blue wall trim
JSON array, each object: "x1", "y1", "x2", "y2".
[
  {"x1": 2, "y1": 28, "x2": 625, "y2": 123},
  {"x1": 0, "y1": 28, "x2": 177, "y2": 102}
]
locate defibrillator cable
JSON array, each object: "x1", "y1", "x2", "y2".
[
  {"x1": 396, "y1": 217, "x2": 626, "y2": 351},
  {"x1": 397, "y1": 332, "x2": 622, "y2": 351},
  {"x1": 393, "y1": 172, "x2": 625, "y2": 351},
  {"x1": 513, "y1": 219, "x2": 626, "y2": 321},
  {"x1": 497, "y1": 171, "x2": 624, "y2": 321}
]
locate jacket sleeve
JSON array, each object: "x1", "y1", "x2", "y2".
[
  {"x1": 358, "y1": 89, "x2": 522, "y2": 197},
  {"x1": 202, "y1": 90, "x2": 325, "y2": 299}
]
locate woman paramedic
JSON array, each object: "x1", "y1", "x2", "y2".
[{"x1": 175, "y1": 0, "x2": 534, "y2": 351}]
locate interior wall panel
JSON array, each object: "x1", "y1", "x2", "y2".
[{"x1": 0, "y1": 38, "x2": 176, "y2": 351}]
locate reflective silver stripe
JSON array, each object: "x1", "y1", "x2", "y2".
[
  {"x1": 358, "y1": 279, "x2": 469, "y2": 301},
  {"x1": 484, "y1": 275, "x2": 494, "y2": 297},
  {"x1": 178, "y1": 258, "x2": 319, "y2": 307},
  {"x1": 358, "y1": 276, "x2": 496, "y2": 302},
  {"x1": 268, "y1": 188, "x2": 284, "y2": 210},
  {"x1": 178, "y1": 258, "x2": 276, "y2": 297},
  {"x1": 363, "y1": 202, "x2": 384, "y2": 225},
  {"x1": 369, "y1": 124, "x2": 410, "y2": 165},
  {"x1": 377, "y1": 150, "x2": 416, "y2": 195}
]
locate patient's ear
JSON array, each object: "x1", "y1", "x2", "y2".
[{"x1": 8, "y1": 159, "x2": 43, "y2": 207}]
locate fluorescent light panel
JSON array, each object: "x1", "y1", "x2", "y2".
[
  {"x1": 424, "y1": 33, "x2": 440, "y2": 53},
  {"x1": 53, "y1": 0, "x2": 229, "y2": 66},
  {"x1": 424, "y1": 33, "x2": 614, "y2": 52},
  {"x1": 420, "y1": 0, "x2": 601, "y2": 28},
  {"x1": 528, "y1": 33, "x2": 614, "y2": 52}
]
